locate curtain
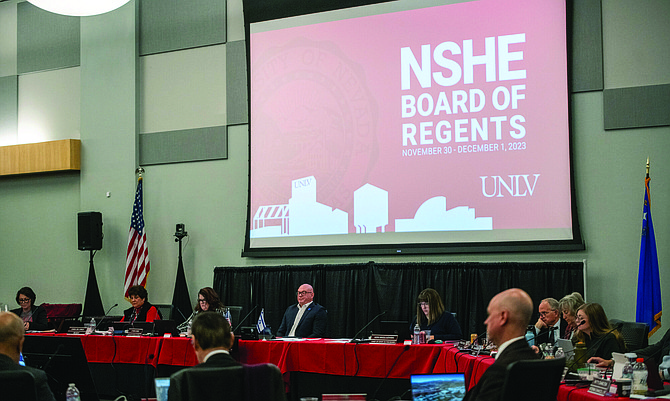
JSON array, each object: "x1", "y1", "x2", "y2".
[{"x1": 214, "y1": 261, "x2": 584, "y2": 339}]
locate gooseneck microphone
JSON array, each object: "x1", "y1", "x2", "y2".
[
  {"x1": 93, "y1": 303, "x2": 119, "y2": 332},
  {"x1": 233, "y1": 305, "x2": 259, "y2": 333},
  {"x1": 350, "y1": 310, "x2": 386, "y2": 343}
]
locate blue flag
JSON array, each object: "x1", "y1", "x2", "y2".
[
  {"x1": 636, "y1": 175, "x2": 662, "y2": 337},
  {"x1": 256, "y1": 308, "x2": 268, "y2": 334}
]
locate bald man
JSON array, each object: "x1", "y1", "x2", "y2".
[
  {"x1": 464, "y1": 288, "x2": 540, "y2": 401},
  {"x1": 0, "y1": 312, "x2": 56, "y2": 401},
  {"x1": 276, "y1": 284, "x2": 327, "y2": 338}
]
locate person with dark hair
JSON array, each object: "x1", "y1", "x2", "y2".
[
  {"x1": 0, "y1": 311, "x2": 56, "y2": 401},
  {"x1": 189, "y1": 312, "x2": 238, "y2": 367},
  {"x1": 121, "y1": 285, "x2": 162, "y2": 323},
  {"x1": 178, "y1": 287, "x2": 232, "y2": 332},
  {"x1": 410, "y1": 288, "x2": 462, "y2": 341},
  {"x1": 464, "y1": 288, "x2": 540, "y2": 401},
  {"x1": 276, "y1": 284, "x2": 327, "y2": 338},
  {"x1": 573, "y1": 303, "x2": 625, "y2": 361},
  {"x1": 10, "y1": 287, "x2": 49, "y2": 331}
]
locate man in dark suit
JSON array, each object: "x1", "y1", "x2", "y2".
[
  {"x1": 0, "y1": 311, "x2": 56, "y2": 401},
  {"x1": 190, "y1": 311, "x2": 239, "y2": 367},
  {"x1": 533, "y1": 297, "x2": 568, "y2": 345},
  {"x1": 276, "y1": 284, "x2": 327, "y2": 338},
  {"x1": 464, "y1": 288, "x2": 540, "y2": 401}
]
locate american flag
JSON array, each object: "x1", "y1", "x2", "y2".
[{"x1": 125, "y1": 177, "x2": 150, "y2": 298}]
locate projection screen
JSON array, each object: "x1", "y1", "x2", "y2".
[{"x1": 244, "y1": 0, "x2": 584, "y2": 256}]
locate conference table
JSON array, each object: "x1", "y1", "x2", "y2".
[{"x1": 26, "y1": 333, "x2": 666, "y2": 400}]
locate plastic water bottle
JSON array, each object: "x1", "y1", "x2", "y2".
[
  {"x1": 86, "y1": 318, "x2": 95, "y2": 335},
  {"x1": 525, "y1": 325, "x2": 535, "y2": 346},
  {"x1": 413, "y1": 324, "x2": 420, "y2": 344},
  {"x1": 621, "y1": 354, "x2": 636, "y2": 380},
  {"x1": 554, "y1": 347, "x2": 565, "y2": 359},
  {"x1": 66, "y1": 383, "x2": 81, "y2": 401},
  {"x1": 632, "y1": 357, "x2": 648, "y2": 395}
]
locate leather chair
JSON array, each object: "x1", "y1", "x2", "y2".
[
  {"x1": 610, "y1": 319, "x2": 649, "y2": 352},
  {"x1": 154, "y1": 304, "x2": 174, "y2": 320},
  {"x1": 168, "y1": 363, "x2": 286, "y2": 401},
  {"x1": 0, "y1": 370, "x2": 38, "y2": 401},
  {"x1": 500, "y1": 357, "x2": 565, "y2": 401}
]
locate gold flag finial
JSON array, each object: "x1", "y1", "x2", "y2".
[{"x1": 646, "y1": 157, "x2": 650, "y2": 177}]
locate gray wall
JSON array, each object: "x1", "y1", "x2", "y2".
[{"x1": 1, "y1": 0, "x2": 669, "y2": 342}]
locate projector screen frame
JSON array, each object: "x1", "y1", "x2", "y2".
[{"x1": 241, "y1": 0, "x2": 585, "y2": 258}]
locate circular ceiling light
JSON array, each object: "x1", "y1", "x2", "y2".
[{"x1": 26, "y1": 0, "x2": 132, "y2": 17}]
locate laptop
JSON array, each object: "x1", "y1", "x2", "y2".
[
  {"x1": 411, "y1": 373, "x2": 466, "y2": 401},
  {"x1": 155, "y1": 377, "x2": 170, "y2": 401},
  {"x1": 380, "y1": 321, "x2": 411, "y2": 343}
]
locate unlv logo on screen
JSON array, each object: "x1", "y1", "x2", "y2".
[{"x1": 480, "y1": 174, "x2": 540, "y2": 197}]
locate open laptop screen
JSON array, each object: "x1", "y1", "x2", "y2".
[{"x1": 411, "y1": 373, "x2": 466, "y2": 401}]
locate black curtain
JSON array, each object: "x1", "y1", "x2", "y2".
[{"x1": 214, "y1": 261, "x2": 584, "y2": 339}]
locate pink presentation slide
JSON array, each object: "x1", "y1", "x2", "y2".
[{"x1": 249, "y1": 0, "x2": 572, "y2": 244}]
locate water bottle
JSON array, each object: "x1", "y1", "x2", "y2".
[
  {"x1": 554, "y1": 347, "x2": 565, "y2": 359},
  {"x1": 621, "y1": 354, "x2": 636, "y2": 380},
  {"x1": 66, "y1": 383, "x2": 81, "y2": 401},
  {"x1": 86, "y1": 318, "x2": 95, "y2": 335},
  {"x1": 413, "y1": 324, "x2": 420, "y2": 344},
  {"x1": 632, "y1": 357, "x2": 648, "y2": 395},
  {"x1": 525, "y1": 325, "x2": 535, "y2": 346}
]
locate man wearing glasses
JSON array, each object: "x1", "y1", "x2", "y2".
[
  {"x1": 276, "y1": 284, "x2": 327, "y2": 338},
  {"x1": 533, "y1": 298, "x2": 567, "y2": 345}
]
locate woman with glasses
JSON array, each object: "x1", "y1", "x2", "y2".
[
  {"x1": 411, "y1": 288, "x2": 462, "y2": 341},
  {"x1": 574, "y1": 302, "x2": 625, "y2": 362},
  {"x1": 10, "y1": 287, "x2": 50, "y2": 331},
  {"x1": 178, "y1": 287, "x2": 231, "y2": 333}
]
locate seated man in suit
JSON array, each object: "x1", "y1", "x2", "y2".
[
  {"x1": 0, "y1": 311, "x2": 56, "y2": 401},
  {"x1": 533, "y1": 298, "x2": 568, "y2": 345},
  {"x1": 190, "y1": 311, "x2": 239, "y2": 367},
  {"x1": 464, "y1": 288, "x2": 541, "y2": 401},
  {"x1": 276, "y1": 284, "x2": 327, "y2": 338}
]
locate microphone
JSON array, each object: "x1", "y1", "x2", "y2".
[
  {"x1": 350, "y1": 310, "x2": 386, "y2": 343},
  {"x1": 94, "y1": 303, "x2": 119, "y2": 332},
  {"x1": 570, "y1": 322, "x2": 624, "y2": 368},
  {"x1": 232, "y1": 305, "x2": 258, "y2": 333}
]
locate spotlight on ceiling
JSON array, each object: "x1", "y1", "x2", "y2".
[{"x1": 26, "y1": 0, "x2": 132, "y2": 17}]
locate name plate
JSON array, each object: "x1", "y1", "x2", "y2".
[
  {"x1": 370, "y1": 334, "x2": 397, "y2": 344},
  {"x1": 588, "y1": 377, "x2": 612, "y2": 396},
  {"x1": 68, "y1": 327, "x2": 87, "y2": 335},
  {"x1": 127, "y1": 328, "x2": 143, "y2": 337}
]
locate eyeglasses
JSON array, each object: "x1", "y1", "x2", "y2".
[
  {"x1": 539, "y1": 311, "x2": 556, "y2": 316},
  {"x1": 198, "y1": 299, "x2": 207, "y2": 303},
  {"x1": 418, "y1": 302, "x2": 429, "y2": 307},
  {"x1": 297, "y1": 291, "x2": 313, "y2": 296},
  {"x1": 18, "y1": 298, "x2": 31, "y2": 304}
]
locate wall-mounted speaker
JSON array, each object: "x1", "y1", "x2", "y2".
[{"x1": 78, "y1": 212, "x2": 103, "y2": 251}]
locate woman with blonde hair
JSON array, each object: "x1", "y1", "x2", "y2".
[
  {"x1": 410, "y1": 288, "x2": 462, "y2": 341},
  {"x1": 558, "y1": 292, "x2": 585, "y2": 339}
]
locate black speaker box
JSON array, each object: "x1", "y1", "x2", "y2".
[{"x1": 78, "y1": 211, "x2": 103, "y2": 250}]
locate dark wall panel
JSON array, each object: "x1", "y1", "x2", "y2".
[
  {"x1": 139, "y1": 126, "x2": 228, "y2": 165},
  {"x1": 17, "y1": 2, "x2": 80, "y2": 74},
  {"x1": 139, "y1": 0, "x2": 226, "y2": 56},
  {"x1": 604, "y1": 84, "x2": 670, "y2": 130},
  {"x1": 569, "y1": 0, "x2": 603, "y2": 93},
  {"x1": 226, "y1": 40, "x2": 248, "y2": 125}
]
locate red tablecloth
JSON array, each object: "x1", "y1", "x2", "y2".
[{"x1": 434, "y1": 347, "x2": 495, "y2": 389}]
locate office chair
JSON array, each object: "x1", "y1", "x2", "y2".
[
  {"x1": 610, "y1": 319, "x2": 649, "y2": 352},
  {"x1": 500, "y1": 357, "x2": 565, "y2": 401},
  {"x1": 154, "y1": 304, "x2": 174, "y2": 320},
  {"x1": 168, "y1": 363, "x2": 286, "y2": 401},
  {"x1": 0, "y1": 370, "x2": 38, "y2": 401}
]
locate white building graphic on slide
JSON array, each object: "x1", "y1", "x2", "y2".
[{"x1": 250, "y1": 176, "x2": 492, "y2": 238}]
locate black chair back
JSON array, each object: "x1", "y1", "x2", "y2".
[
  {"x1": 500, "y1": 357, "x2": 565, "y2": 401},
  {"x1": 618, "y1": 320, "x2": 649, "y2": 351},
  {"x1": 154, "y1": 304, "x2": 174, "y2": 320},
  {"x1": 0, "y1": 370, "x2": 38, "y2": 401}
]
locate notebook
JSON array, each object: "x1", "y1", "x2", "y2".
[
  {"x1": 379, "y1": 321, "x2": 411, "y2": 343},
  {"x1": 155, "y1": 377, "x2": 170, "y2": 401},
  {"x1": 411, "y1": 373, "x2": 466, "y2": 401}
]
